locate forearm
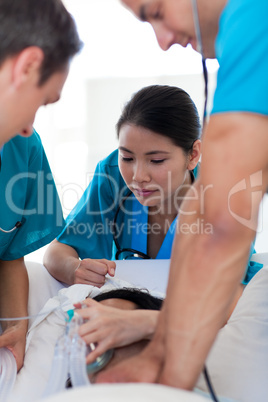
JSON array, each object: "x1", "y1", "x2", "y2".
[
  {"x1": 0, "y1": 258, "x2": 28, "y2": 329},
  {"x1": 160, "y1": 112, "x2": 268, "y2": 388},
  {"x1": 163, "y1": 221, "x2": 252, "y2": 389},
  {"x1": 0, "y1": 258, "x2": 29, "y2": 369},
  {"x1": 43, "y1": 240, "x2": 80, "y2": 285}
]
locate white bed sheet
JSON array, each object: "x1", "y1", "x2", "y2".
[
  {"x1": 40, "y1": 384, "x2": 210, "y2": 402},
  {"x1": 9, "y1": 261, "x2": 212, "y2": 402},
  {"x1": 6, "y1": 258, "x2": 268, "y2": 401}
]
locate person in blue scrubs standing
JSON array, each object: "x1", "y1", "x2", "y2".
[
  {"x1": 0, "y1": 131, "x2": 65, "y2": 370},
  {"x1": 93, "y1": 0, "x2": 268, "y2": 392},
  {"x1": 0, "y1": 0, "x2": 82, "y2": 371},
  {"x1": 44, "y1": 85, "x2": 261, "y2": 291}
]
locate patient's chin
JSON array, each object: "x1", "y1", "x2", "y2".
[{"x1": 89, "y1": 340, "x2": 149, "y2": 384}]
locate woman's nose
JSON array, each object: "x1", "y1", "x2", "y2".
[
  {"x1": 152, "y1": 22, "x2": 176, "y2": 51},
  {"x1": 132, "y1": 163, "x2": 150, "y2": 183}
]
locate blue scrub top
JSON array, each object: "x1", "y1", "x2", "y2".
[
  {"x1": 58, "y1": 149, "x2": 262, "y2": 283},
  {"x1": 0, "y1": 130, "x2": 65, "y2": 260},
  {"x1": 58, "y1": 149, "x2": 181, "y2": 260},
  {"x1": 212, "y1": 0, "x2": 268, "y2": 116}
]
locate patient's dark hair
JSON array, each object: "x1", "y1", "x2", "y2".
[
  {"x1": 0, "y1": 0, "x2": 83, "y2": 85},
  {"x1": 92, "y1": 288, "x2": 163, "y2": 311},
  {"x1": 116, "y1": 85, "x2": 201, "y2": 154}
]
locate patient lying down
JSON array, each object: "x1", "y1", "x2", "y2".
[
  {"x1": 10, "y1": 267, "x2": 268, "y2": 402},
  {"x1": 72, "y1": 284, "x2": 243, "y2": 382},
  {"x1": 70, "y1": 288, "x2": 164, "y2": 385},
  {"x1": 71, "y1": 284, "x2": 243, "y2": 386}
]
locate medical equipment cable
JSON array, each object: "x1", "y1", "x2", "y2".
[
  {"x1": 0, "y1": 220, "x2": 22, "y2": 234},
  {"x1": 203, "y1": 366, "x2": 219, "y2": 402},
  {"x1": 191, "y1": 1, "x2": 218, "y2": 401},
  {"x1": 0, "y1": 305, "x2": 63, "y2": 322},
  {"x1": 112, "y1": 190, "x2": 151, "y2": 260},
  {"x1": 191, "y1": 0, "x2": 208, "y2": 126}
]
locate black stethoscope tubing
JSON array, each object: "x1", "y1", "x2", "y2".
[
  {"x1": 112, "y1": 190, "x2": 151, "y2": 260},
  {"x1": 0, "y1": 221, "x2": 22, "y2": 234}
]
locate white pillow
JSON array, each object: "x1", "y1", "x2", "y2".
[
  {"x1": 40, "y1": 383, "x2": 209, "y2": 402},
  {"x1": 196, "y1": 266, "x2": 268, "y2": 401}
]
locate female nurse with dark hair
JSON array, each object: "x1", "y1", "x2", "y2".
[
  {"x1": 44, "y1": 85, "x2": 201, "y2": 284},
  {"x1": 44, "y1": 85, "x2": 261, "y2": 289}
]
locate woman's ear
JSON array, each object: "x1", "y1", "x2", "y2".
[
  {"x1": 12, "y1": 46, "x2": 44, "y2": 88},
  {"x1": 187, "y1": 139, "x2": 202, "y2": 170}
]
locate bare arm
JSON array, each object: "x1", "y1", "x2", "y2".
[
  {"x1": 0, "y1": 258, "x2": 28, "y2": 371},
  {"x1": 43, "y1": 239, "x2": 115, "y2": 286},
  {"x1": 159, "y1": 112, "x2": 268, "y2": 389}
]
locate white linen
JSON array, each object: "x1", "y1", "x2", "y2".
[
  {"x1": 196, "y1": 266, "x2": 268, "y2": 401},
  {"x1": 39, "y1": 384, "x2": 210, "y2": 402},
  {"x1": 10, "y1": 277, "x2": 140, "y2": 402},
  {"x1": 8, "y1": 258, "x2": 268, "y2": 401}
]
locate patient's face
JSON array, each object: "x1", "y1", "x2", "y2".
[{"x1": 88, "y1": 298, "x2": 149, "y2": 383}]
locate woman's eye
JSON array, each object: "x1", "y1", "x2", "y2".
[
  {"x1": 121, "y1": 156, "x2": 133, "y2": 162},
  {"x1": 151, "y1": 159, "x2": 165, "y2": 164}
]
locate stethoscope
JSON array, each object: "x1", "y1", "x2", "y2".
[
  {"x1": 191, "y1": 0, "x2": 208, "y2": 125},
  {"x1": 191, "y1": 2, "x2": 219, "y2": 401},
  {"x1": 0, "y1": 221, "x2": 22, "y2": 234},
  {"x1": 112, "y1": 170, "x2": 196, "y2": 261},
  {"x1": 0, "y1": 146, "x2": 23, "y2": 235},
  {"x1": 112, "y1": 190, "x2": 151, "y2": 260}
]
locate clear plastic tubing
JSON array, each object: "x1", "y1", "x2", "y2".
[
  {"x1": 42, "y1": 336, "x2": 70, "y2": 398},
  {"x1": 0, "y1": 348, "x2": 17, "y2": 401},
  {"x1": 69, "y1": 334, "x2": 90, "y2": 387}
]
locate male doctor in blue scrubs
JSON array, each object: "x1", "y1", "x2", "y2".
[
  {"x1": 96, "y1": 0, "x2": 268, "y2": 391},
  {"x1": 0, "y1": 0, "x2": 82, "y2": 371}
]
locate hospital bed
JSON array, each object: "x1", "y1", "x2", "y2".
[{"x1": 2, "y1": 255, "x2": 268, "y2": 401}]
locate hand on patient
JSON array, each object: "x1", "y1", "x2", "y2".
[
  {"x1": 75, "y1": 298, "x2": 157, "y2": 364},
  {"x1": 74, "y1": 259, "x2": 116, "y2": 287},
  {"x1": 0, "y1": 320, "x2": 27, "y2": 371}
]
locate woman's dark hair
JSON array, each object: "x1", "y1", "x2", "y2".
[
  {"x1": 116, "y1": 85, "x2": 201, "y2": 154},
  {"x1": 0, "y1": 0, "x2": 83, "y2": 85},
  {"x1": 92, "y1": 288, "x2": 163, "y2": 311}
]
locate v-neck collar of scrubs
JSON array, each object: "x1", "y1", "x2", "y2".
[{"x1": 130, "y1": 195, "x2": 177, "y2": 259}]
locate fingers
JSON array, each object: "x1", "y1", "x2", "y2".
[
  {"x1": 0, "y1": 329, "x2": 25, "y2": 371},
  {"x1": 104, "y1": 260, "x2": 116, "y2": 277},
  {"x1": 86, "y1": 342, "x2": 111, "y2": 365},
  {"x1": 74, "y1": 259, "x2": 116, "y2": 286},
  {"x1": 76, "y1": 298, "x2": 99, "y2": 309}
]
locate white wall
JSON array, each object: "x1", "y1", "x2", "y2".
[{"x1": 27, "y1": 0, "x2": 267, "y2": 261}]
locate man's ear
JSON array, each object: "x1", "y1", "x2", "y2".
[
  {"x1": 12, "y1": 46, "x2": 44, "y2": 88},
  {"x1": 187, "y1": 139, "x2": 202, "y2": 170}
]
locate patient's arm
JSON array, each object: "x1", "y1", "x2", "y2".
[
  {"x1": 75, "y1": 298, "x2": 158, "y2": 364},
  {"x1": 0, "y1": 258, "x2": 28, "y2": 371},
  {"x1": 43, "y1": 239, "x2": 116, "y2": 287}
]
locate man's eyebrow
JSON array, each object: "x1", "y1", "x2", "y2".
[{"x1": 139, "y1": 5, "x2": 147, "y2": 21}]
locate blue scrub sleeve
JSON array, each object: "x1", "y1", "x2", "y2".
[
  {"x1": 242, "y1": 244, "x2": 263, "y2": 286},
  {"x1": 212, "y1": 0, "x2": 268, "y2": 115},
  {"x1": 0, "y1": 132, "x2": 65, "y2": 260}
]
